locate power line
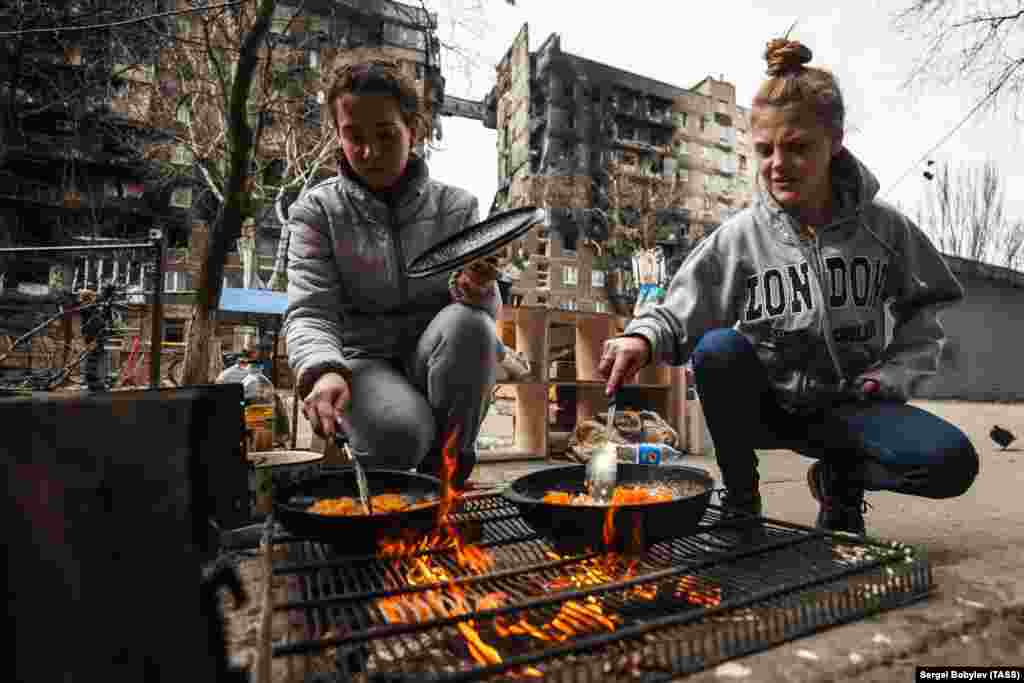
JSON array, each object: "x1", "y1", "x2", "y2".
[
  {"x1": 0, "y1": 0, "x2": 250, "y2": 37},
  {"x1": 881, "y1": 80, "x2": 1004, "y2": 199}
]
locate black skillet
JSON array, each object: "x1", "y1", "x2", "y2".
[
  {"x1": 502, "y1": 463, "x2": 715, "y2": 554},
  {"x1": 273, "y1": 468, "x2": 443, "y2": 553},
  {"x1": 406, "y1": 206, "x2": 546, "y2": 279}
]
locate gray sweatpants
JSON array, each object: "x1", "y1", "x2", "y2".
[{"x1": 337, "y1": 302, "x2": 498, "y2": 487}]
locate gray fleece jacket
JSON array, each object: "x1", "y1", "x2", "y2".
[
  {"x1": 284, "y1": 156, "x2": 498, "y2": 399},
  {"x1": 625, "y1": 148, "x2": 964, "y2": 413}
]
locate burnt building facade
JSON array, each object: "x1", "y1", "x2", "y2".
[
  {"x1": 484, "y1": 25, "x2": 757, "y2": 312},
  {"x1": 1, "y1": 0, "x2": 446, "y2": 380}
]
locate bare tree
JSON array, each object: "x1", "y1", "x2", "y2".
[
  {"x1": 893, "y1": 0, "x2": 1024, "y2": 114},
  {"x1": 917, "y1": 160, "x2": 1024, "y2": 269},
  {"x1": 175, "y1": 0, "x2": 277, "y2": 385}
]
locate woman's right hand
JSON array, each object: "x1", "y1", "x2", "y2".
[
  {"x1": 303, "y1": 371, "x2": 351, "y2": 440},
  {"x1": 596, "y1": 336, "x2": 652, "y2": 397}
]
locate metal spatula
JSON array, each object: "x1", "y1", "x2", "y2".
[
  {"x1": 586, "y1": 391, "x2": 621, "y2": 504},
  {"x1": 335, "y1": 420, "x2": 373, "y2": 515}
]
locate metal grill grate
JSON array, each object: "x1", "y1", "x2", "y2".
[{"x1": 268, "y1": 492, "x2": 931, "y2": 682}]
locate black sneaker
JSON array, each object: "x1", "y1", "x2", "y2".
[
  {"x1": 807, "y1": 461, "x2": 868, "y2": 534},
  {"x1": 717, "y1": 489, "x2": 765, "y2": 543},
  {"x1": 718, "y1": 489, "x2": 763, "y2": 521}
]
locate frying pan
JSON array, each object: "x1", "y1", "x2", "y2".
[
  {"x1": 273, "y1": 468, "x2": 443, "y2": 553},
  {"x1": 406, "y1": 206, "x2": 546, "y2": 279},
  {"x1": 502, "y1": 464, "x2": 715, "y2": 554}
]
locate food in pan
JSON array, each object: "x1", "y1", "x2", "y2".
[
  {"x1": 542, "y1": 481, "x2": 706, "y2": 506},
  {"x1": 307, "y1": 493, "x2": 438, "y2": 516}
]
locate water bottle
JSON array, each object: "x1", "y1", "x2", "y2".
[
  {"x1": 242, "y1": 365, "x2": 277, "y2": 454},
  {"x1": 616, "y1": 443, "x2": 685, "y2": 465}
]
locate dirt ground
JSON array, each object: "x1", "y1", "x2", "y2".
[{"x1": 848, "y1": 610, "x2": 1024, "y2": 681}]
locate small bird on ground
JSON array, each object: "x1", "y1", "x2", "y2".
[{"x1": 990, "y1": 425, "x2": 1016, "y2": 450}]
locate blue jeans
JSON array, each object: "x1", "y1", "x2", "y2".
[{"x1": 691, "y1": 329, "x2": 979, "y2": 498}]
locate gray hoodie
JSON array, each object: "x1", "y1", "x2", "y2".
[
  {"x1": 625, "y1": 148, "x2": 964, "y2": 413},
  {"x1": 283, "y1": 156, "x2": 497, "y2": 399}
]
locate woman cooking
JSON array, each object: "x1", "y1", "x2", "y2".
[
  {"x1": 599, "y1": 37, "x2": 979, "y2": 534},
  {"x1": 284, "y1": 61, "x2": 500, "y2": 488}
]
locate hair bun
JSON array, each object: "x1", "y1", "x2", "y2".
[{"x1": 764, "y1": 38, "x2": 812, "y2": 77}]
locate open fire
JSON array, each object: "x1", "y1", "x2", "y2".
[
  {"x1": 269, "y1": 449, "x2": 933, "y2": 682},
  {"x1": 372, "y1": 424, "x2": 722, "y2": 677}
]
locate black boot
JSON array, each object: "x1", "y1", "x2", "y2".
[
  {"x1": 717, "y1": 466, "x2": 763, "y2": 534},
  {"x1": 807, "y1": 461, "x2": 867, "y2": 534}
]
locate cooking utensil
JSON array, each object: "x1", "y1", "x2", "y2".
[
  {"x1": 334, "y1": 422, "x2": 372, "y2": 515},
  {"x1": 502, "y1": 464, "x2": 715, "y2": 554},
  {"x1": 249, "y1": 449, "x2": 324, "y2": 518},
  {"x1": 586, "y1": 391, "x2": 621, "y2": 504},
  {"x1": 406, "y1": 206, "x2": 546, "y2": 279},
  {"x1": 273, "y1": 469, "x2": 443, "y2": 552}
]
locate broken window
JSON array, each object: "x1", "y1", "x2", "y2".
[
  {"x1": 564, "y1": 82, "x2": 574, "y2": 98},
  {"x1": 172, "y1": 145, "x2": 193, "y2": 166},
  {"x1": 303, "y1": 96, "x2": 321, "y2": 127},
  {"x1": 562, "y1": 231, "x2": 577, "y2": 254},
  {"x1": 270, "y1": 6, "x2": 292, "y2": 34},
  {"x1": 591, "y1": 270, "x2": 606, "y2": 288},
  {"x1": 163, "y1": 272, "x2": 193, "y2": 293},
  {"x1": 562, "y1": 266, "x2": 578, "y2": 287},
  {"x1": 170, "y1": 187, "x2": 192, "y2": 208},
  {"x1": 163, "y1": 319, "x2": 186, "y2": 343}
]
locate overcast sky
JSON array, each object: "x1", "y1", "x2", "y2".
[{"x1": 425, "y1": 0, "x2": 1024, "y2": 222}]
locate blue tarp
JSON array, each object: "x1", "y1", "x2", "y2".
[{"x1": 218, "y1": 287, "x2": 288, "y2": 316}]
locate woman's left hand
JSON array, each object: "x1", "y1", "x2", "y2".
[{"x1": 450, "y1": 259, "x2": 498, "y2": 308}]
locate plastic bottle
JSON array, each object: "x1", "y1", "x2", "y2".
[
  {"x1": 615, "y1": 443, "x2": 685, "y2": 465},
  {"x1": 242, "y1": 364, "x2": 277, "y2": 453}
]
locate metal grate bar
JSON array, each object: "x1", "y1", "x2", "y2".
[
  {"x1": 269, "y1": 493, "x2": 932, "y2": 682},
  {"x1": 274, "y1": 523, "x2": 875, "y2": 654}
]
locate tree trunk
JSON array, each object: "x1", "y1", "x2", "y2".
[{"x1": 179, "y1": 0, "x2": 276, "y2": 385}]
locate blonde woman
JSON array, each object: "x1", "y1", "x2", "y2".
[{"x1": 600, "y1": 39, "x2": 978, "y2": 534}]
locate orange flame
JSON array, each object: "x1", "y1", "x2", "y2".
[
  {"x1": 375, "y1": 424, "x2": 544, "y2": 676},
  {"x1": 374, "y1": 425, "x2": 720, "y2": 676}
]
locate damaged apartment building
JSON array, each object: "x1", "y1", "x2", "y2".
[
  {"x1": 1, "y1": 0, "x2": 446, "y2": 379},
  {"x1": 484, "y1": 25, "x2": 757, "y2": 313}
]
